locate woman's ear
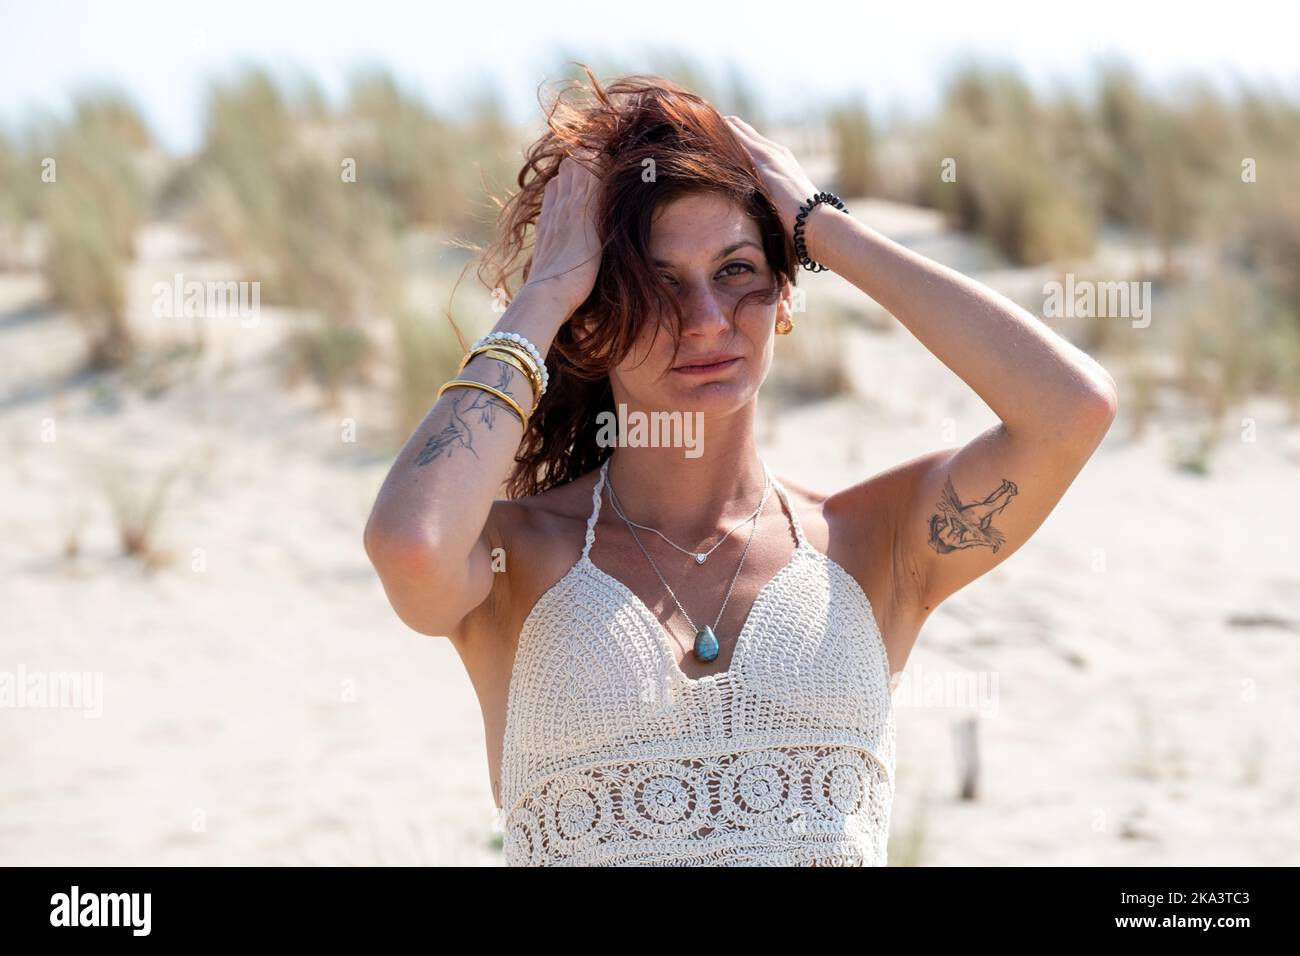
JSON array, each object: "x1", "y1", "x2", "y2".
[{"x1": 774, "y1": 279, "x2": 795, "y2": 334}]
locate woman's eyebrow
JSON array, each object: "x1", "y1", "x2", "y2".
[{"x1": 652, "y1": 239, "x2": 761, "y2": 267}]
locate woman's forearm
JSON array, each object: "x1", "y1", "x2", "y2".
[
  {"x1": 803, "y1": 207, "x2": 1118, "y2": 442},
  {"x1": 363, "y1": 282, "x2": 570, "y2": 565}
]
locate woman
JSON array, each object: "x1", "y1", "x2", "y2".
[{"x1": 363, "y1": 69, "x2": 1118, "y2": 866}]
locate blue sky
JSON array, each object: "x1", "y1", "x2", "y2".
[{"x1": 2, "y1": 0, "x2": 1297, "y2": 153}]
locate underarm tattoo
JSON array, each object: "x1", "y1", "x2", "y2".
[
  {"x1": 414, "y1": 363, "x2": 519, "y2": 466},
  {"x1": 927, "y1": 475, "x2": 1019, "y2": 554}
]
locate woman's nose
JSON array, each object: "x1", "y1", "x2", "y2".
[{"x1": 678, "y1": 283, "x2": 731, "y2": 335}]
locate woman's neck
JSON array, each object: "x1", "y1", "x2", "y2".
[{"x1": 602, "y1": 404, "x2": 769, "y2": 542}]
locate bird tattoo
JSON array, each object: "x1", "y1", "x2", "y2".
[{"x1": 927, "y1": 475, "x2": 1019, "y2": 554}]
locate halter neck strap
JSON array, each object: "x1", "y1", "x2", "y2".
[
  {"x1": 765, "y1": 467, "x2": 809, "y2": 550},
  {"x1": 581, "y1": 458, "x2": 610, "y2": 560}
]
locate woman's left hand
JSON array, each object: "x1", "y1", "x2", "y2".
[{"x1": 725, "y1": 115, "x2": 820, "y2": 242}]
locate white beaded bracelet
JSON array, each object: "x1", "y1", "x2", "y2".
[
  {"x1": 476, "y1": 334, "x2": 548, "y2": 394},
  {"x1": 471, "y1": 331, "x2": 549, "y2": 393}
]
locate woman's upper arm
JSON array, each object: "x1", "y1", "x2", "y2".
[
  {"x1": 890, "y1": 404, "x2": 1116, "y2": 615},
  {"x1": 827, "y1": 398, "x2": 1116, "y2": 624}
]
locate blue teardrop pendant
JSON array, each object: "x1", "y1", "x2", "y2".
[{"x1": 693, "y1": 625, "x2": 720, "y2": 662}]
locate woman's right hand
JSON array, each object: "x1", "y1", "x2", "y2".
[{"x1": 524, "y1": 149, "x2": 607, "y2": 317}]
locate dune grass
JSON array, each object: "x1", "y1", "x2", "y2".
[
  {"x1": 390, "y1": 302, "x2": 467, "y2": 441},
  {"x1": 893, "y1": 62, "x2": 1300, "y2": 439},
  {"x1": 918, "y1": 65, "x2": 1098, "y2": 267},
  {"x1": 0, "y1": 130, "x2": 43, "y2": 268},
  {"x1": 827, "y1": 94, "x2": 881, "y2": 199},
  {"x1": 7, "y1": 56, "x2": 1299, "y2": 464},
  {"x1": 889, "y1": 793, "x2": 929, "y2": 867},
  {"x1": 36, "y1": 92, "x2": 152, "y2": 369},
  {"x1": 94, "y1": 455, "x2": 183, "y2": 569}
]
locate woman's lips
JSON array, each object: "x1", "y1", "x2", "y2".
[{"x1": 672, "y1": 356, "x2": 741, "y2": 376}]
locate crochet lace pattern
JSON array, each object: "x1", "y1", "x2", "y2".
[{"x1": 499, "y1": 457, "x2": 897, "y2": 866}]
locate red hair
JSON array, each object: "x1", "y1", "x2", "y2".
[{"x1": 472, "y1": 64, "x2": 797, "y2": 498}]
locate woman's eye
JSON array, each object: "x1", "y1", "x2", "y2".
[{"x1": 660, "y1": 263, "x2": 753, "y2": 287}]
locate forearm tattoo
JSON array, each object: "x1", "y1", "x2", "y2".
[
  {"x1": 414, "y1": 363, "x2": 520, "y2": 466},
  {"x1": 927, "y1": 475, "x2": 1019, "y2": 554}
]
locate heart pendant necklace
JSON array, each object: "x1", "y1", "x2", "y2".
[{"x1": 606, "y1": 470, "x2": 769, "y2": 567}]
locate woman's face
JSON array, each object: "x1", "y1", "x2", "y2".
[{"x1": 609, "y1": 191, "x2": 792, "y2": 416}]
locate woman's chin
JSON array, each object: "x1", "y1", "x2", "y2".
[{"x1": 665, "y1": 376, "x2": 756, "y2": 415}]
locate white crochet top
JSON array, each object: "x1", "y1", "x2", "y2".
[{"x1": 499, "y1": 457, "x2": 897, "y2": 866}]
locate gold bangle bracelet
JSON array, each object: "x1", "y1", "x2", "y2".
[
  {"x1": 436, "y1": 378, "x2": 528, "y2": 429},
  {"x1": 460, "y1": 343, "x2": 540, "y2": 403},
  {"x1": 461, "y1": 346, "x2": 541, "y2": 410},
  {"x1": 459, "y1": 340, "x2": 541, "y2": 377},
  {"x1": 459, "y1": 343, "x2": 543, "y2": 401}
]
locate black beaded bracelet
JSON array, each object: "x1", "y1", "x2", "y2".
[{"x1": 793, "y1": 191, "x2": 849, "y2": 272}]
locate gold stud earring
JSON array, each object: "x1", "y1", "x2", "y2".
[{"x1": 775, "y1": 313, "x2": 794, "y2": 335}]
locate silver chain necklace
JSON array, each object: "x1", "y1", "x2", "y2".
[
  {"x1": 605, "y1": 464, "x2": 772, "y2": 663},
  {"x1": 606, "y1": 467, "x2": 770, "y2": 565}
]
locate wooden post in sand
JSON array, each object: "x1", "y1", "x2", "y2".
[{"x1": 954, "y1": 716, "x2": 979, "y2": 801}]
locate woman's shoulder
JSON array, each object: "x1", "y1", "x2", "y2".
[
  {"x1": 769, "y1": 472, "x2": 828, "y2": 508},
  {"x1": 774, "y1": 467, "x2": 901, "y2": 572},
  {"x1": 478, "y1": 467, "x2": 606, "y2": 639},
  {"x1": 780, "y1": 461, "x2": 916, "y2": 533},
  {"x1": 487, "y1": 465, "x2": 604, "y2": 548}
]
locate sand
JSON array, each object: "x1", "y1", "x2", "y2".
[{"x1": 2, "y1": 204, "x2": 1296, "y2": 866}]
